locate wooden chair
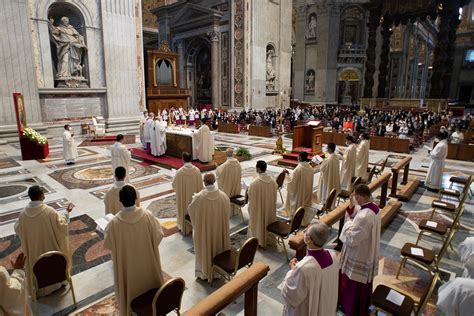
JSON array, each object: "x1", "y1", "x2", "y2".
[
  {"x1": 267, "y1": 207, "x2": 305, "y2": 261},
  {"x1": 316, "y1": 188, "x2": 337, "y2": 218},
  {"x1": 32, "y1": 251, "x2": 76, "y2": 315},
  {"x1": 131, "y1": 277, "x2": 185, "y2": 316},
  {"x1": 449, "y1": 175, "x2": 473, "y2": 199},
  {"x1": 430, "y1": 176, "x2": 471, "y2": 221},
  {"x1": 370, "y1": 156, "x2": 388, "y2": 179},
  {"x1": 371, "y1": 271, "x2": 439, "y2": 316},
  {"x1": 212, "y1": 237, "x2": 259, "y2": 282},
  {"x1": 276, "y1": 171, "x2": 286, "y2": 204},
  {"x1": 337, "y1": 177, "x2": 362, "y2": 205},
  {"x1": 363, "y1": 165, "x2": 377, "y2": 184},
  {"x1": 230, "y1": 190, "x2": 248, "y2": 223}
]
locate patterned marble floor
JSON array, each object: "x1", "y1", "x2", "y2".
[{"x1": 0, "y1": 132, "x2": 472, "y2": 315}]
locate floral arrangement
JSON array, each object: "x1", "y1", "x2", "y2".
[
  {"x1": 236, "y1": 147, "x2": 252, "y2": 160},
  {"x1": 22, "y1": 127, "x2": 48, "y2": 145}
]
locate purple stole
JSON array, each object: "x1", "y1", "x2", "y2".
[{"x1": 307, "y1": 249, "x2": 333, "y2": 269}]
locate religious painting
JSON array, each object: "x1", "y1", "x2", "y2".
[{"x1": 12, "y1": 93, "x2": 27, "y2": 135}]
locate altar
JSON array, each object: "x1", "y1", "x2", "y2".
[{"x1": 165, "y1": 128, "x2": 196, "y2": 159}]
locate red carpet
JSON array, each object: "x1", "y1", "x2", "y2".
[
  {"x1": 79, "y1": 135, "x2": 136, "y2": 147},
  {"x1": 130, "y1": 148, "x2": 217, "y2": 172}
]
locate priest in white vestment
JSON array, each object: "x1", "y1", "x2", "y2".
[
  {"x1": 216, "y1": 148, "x2": 242, "y2": 216},
  {"x1": 62, "y1": 124, "x2": 78, "y2": 165},
  {"x1": 247, "y1": 160, "x2": 278, "y2": 247},
  {"x1": 172, "y1": 152, "x2": 203, "y2": 234},
  {"x1": 339, "y1": 184, "x2": 381, "y2": 316},
  {"x1": 285, "y1": 152, "x2": 315, "y2": 226},
  {"x1": 340, "y1": 135, "x2": 357, "y2": 190},
  {"x1": 139, "y1": 110, "x2": 148, "y2": 148},
  {"x1": 188, "y1": 173, "x2": 231, "y2": 282},
  {"x1": 144, "y1": 112, "x2": 155, "y2": 154},
  {"x1": 425, "y1": 133, "x2": 448, "y2": 192},
  {"x1": 318, "y1": 143, "x2": 341, "y2": 207},
  {"x1": 14, "y1": 186, "x2": 74, "y2": 296},
  {"x1": 281, "y1": 221, "x2": 338, "y2": 316},
  {"x1": 0, "y1": 253, "x2": 32, "y2": 316},
  {"x1": 193, "y1": 118, "x2": 214, "y2": 163},
  {"x1": 111, "y1": 134, "x2": 131, "y2": 183},
  {"x1": 151, "y1": 116, "x2": 167, "y2": 157},
  {"x1": 355, "y1": 133, "x2": 370, "y2": 181},
  {"x1": 104, "y1": 167, "x2": 140, "y2": 215},
  {"x1": 104, "y1": 185, "x2": 164, "y2": 316}
]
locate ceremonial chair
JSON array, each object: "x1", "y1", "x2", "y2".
[
  {"x1": 267, "y1": 207, "x2": 305, "y2": 261},
  {"x1": 316, "y1": 188, "x2": 337, "y2": 218},
  {"x1": 337, "y1": 177, "x2": 362, "y2": 205},
  {"x1": 90, "y1": 116, "x2": 105, "y2": 138},
  {"x1": 395, "y1": 216, "x2": 458, "y2": 278},
  {"x1": 438, "y1": 175, "x2": 472, "y2": 203},
  {"x1": 230, "y1": 190, "x2": 248, "y2": 223},
  {"x1": 370, "y1": 156, "x2": 388, "y2": 179},
  {"x1": 212, "y1": 237, "x2": 259, "y2": 282},
  {"x1": 362, "y1": 165, "x2": 377, "y2": 185},
  {"x1": 371, "y1": 270, "x2": 439, "y2": 316},
  {"x1": 32, "y1": 251, "x2": 76, "y2": 316},
  {"x1": 131, "y1": 277, "x2": 185, "y2": 316},
  {"x1": 429, "y1": 176, "x2": 471, "y2": 221},
  {"x1": 276, "y1": 171, "x2": 286, "y2": 204},
  {"x1": 449, "y1": 175, "x2": 473, "y2": 199}
]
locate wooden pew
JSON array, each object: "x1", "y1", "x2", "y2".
[
  {"x1": 183, "y1": 262, "x2": 270, "y2": 316},
  {"x1": 218, "y1": 123, "x2": 239, "y2": 134},
  {"x1": 289, "y1": 172, "x2": 401, "y2": 260},
  {"x1": 433, "y1": 141, "x2": 474, "y2": 161},
  {"x1": 369, "y1": 136, "x2": 410, "y2": 154},
  {"x1": 248, "y1": 125, "x2": 272, "y2": 137},
  {"x1": 390, "y1": 156, "x2": 420, "y2": 202}
]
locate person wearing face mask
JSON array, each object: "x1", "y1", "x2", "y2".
[
  {"x1": 340, "y1": 136, "x2": 357, "y2": 191},
  {"x1": 355, "y1": 133, "x2": 370, "y2": 182},
  {"x1": 318, "y1": 143, "x2": 341, "y2": 208},
  {"x1": 425, "y1": 133, "x2": 448, "y2": 192},
  {"x1": 62, "y1": 124, "x2": 78, "y2": 165},
  {"x1": 339, "y1": 184, "x2": 381, "y2": 316},
  {"x1": 281, "y1": 221, "x2": 339, "y2": 316},
  {"x1": 188, "y1": 172, "x2": 231, "y2": 283}
]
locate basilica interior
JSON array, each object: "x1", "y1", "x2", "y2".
[{"x1": 1, "y1": 0, "x2": 474, "y2": 315}]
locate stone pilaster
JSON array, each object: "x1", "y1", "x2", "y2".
[
  {"x1": 363, "y1": 4, "x2": 382, "y2": 98},
  {"x1": 176, "y1": 40, "x2": 186, "y2": 89},
  {"x1": 377, "y1": 15, "x2": 393, "y2": 98},
  {"x1": 208, "y1": 30, "x2": 220, "y2": 108}
]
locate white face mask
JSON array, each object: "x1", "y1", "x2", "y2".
[
  {"x1": 304, "y1": 233, "x2": 311, "y2": 245},
  {"x1": 351, "y1": 196, "x2": 359, "y2": 206}
]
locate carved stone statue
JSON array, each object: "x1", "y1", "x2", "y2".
[
  {"x1": 343, "y1": 81, "x2": 351, "y2": 97},
  {"x1": 49, "y1": 16, "x2": 87, "y2": 86},
  {"x1": 266, "y1": 49, "x2": 276, "y2": 91},
  {"x1": 305, "y1": 70, "x2": 315, "y2": 92},
  {"x1": 306, "y1": 14, "x2": 317, "y2": 40}
]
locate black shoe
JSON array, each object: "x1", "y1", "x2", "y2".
[{"x1": 427, "y1": 187, "x2": 439, "y2": 193}]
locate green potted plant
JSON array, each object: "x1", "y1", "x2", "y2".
[{"x1": 235, "y1": 147, "x2": 252, "y2": 160}]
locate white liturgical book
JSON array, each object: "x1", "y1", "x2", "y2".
[
  {"x1": 312, "y1": 155, "x2": 324, "y2": 164},
  {"x1": 96, "y1": 214, "x2": 115, "y2": 234},
  {"x1": 386, "y1": 289, "x2": 405, "y2": 306},
  {"x1": 242, "y1": 177, "x2": 252, "y2": 189},
  {"x1": 425, "y1": 221, "x2": 438, "y2": 228},
  {"x1": 410, "y1": 247, "x2": 424, "y2": 256},
  {"x1": 424, "y1": 145, "x2": 432, "y2": 151}
]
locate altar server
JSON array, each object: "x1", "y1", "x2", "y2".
[
  {"x1": 355, "y1": 133, "x2": 370, "y2": 181},
  {"x1": 189, "y1": 108, "x2": 195, "y2": 125},
  {"x1": 14, "y1": 185, "x2": 73, "y2": 296},
  {"x1": 139, "y1": 110, "x2": 148, "y2": 148},
  {"x1": 162, "y1": 109, "x2": 168, "y2": 122},
  {"x1": 0, "y1": 253, "x2": 32, "y2": 316},
  {"x1": 216, "y1": 148, "x2": 242, "y2": 216},
  {"x1": 172, "y1": 152, "x2": 203, "y2": 233},
  {"x1": 247, "y1": 160, "x2": 278, "y2": 247},
  {"x1": 339, "y1": 184, "x2": 381, "y2": 316},
  {"x1": 145, "y1": 112, "x2": 155, "y2": 153},
  {"x1": 285, "y1": 152, "x2": 315, "y2": 226},
  {"x1": 111, "y1": 134, "x2": 131, "y2": 183},
  {"x1": 281, "y1": 221, "x2": 338, "y2": 316},
  {"x1": 151, "y1": 116, "x2": 167, "y2": 157},
  {"x1": 318, "y1": 143, "x2": 341, "y2": 207},
  {"x1": 193, "y1": 118, "x2": 214, "y2": 163},
  {"x1": 425, "y1": 133, "x2": 448, "y2": 192},
  {"x1": 340, "y1": 135, "x2": 357, "y2": 191},
  {"x1": 104, "y1": 167, "x2": 140, "y2": 215},
  {"x1": 62, "y1": 124, "x2": 78, "y2": 165},
  {"x1": 188, "y1": 173, "x2": 230, "y2": 282},
  {"x1": 104, "y1": 186, "x2": 164, "y2": 316}
]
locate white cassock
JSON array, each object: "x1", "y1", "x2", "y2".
[
  {"x1": 145, "y1": 118, "x2": 154, "y2": 148},
  {"x1": 139, "y1": 115, "x2": 146, "y2": 147},
  {"x1": 216, "y1": 157, "x2": 242, "y2": 216},
  {"x1": 151, "y1": 120, "x2": 167, "y2": 156},
  {"x1": 318, "y1": 153, "x2": 341, "y2": 207},
  {"x1": 425, "y1": 139, "x2": 448, "y2": 190},
  {"x1": 281, "y1": 251, "x2": 339, "y2": 316},
  {"x1": 193, "y1": 124, "x2": 214, "y2": 163},
  {"x1": 247, "y1": 173, "x2": 278, "y2": 247},
  {"x1": 172, "y1": 163, "x2": 203, "y2": 232},
  {"x1": 104, "y1": 181, "x2": 140, "y2": 215},
  {"x1": 285, "y1": 162, "x2": 315, "y2": 226},
  {"x1": 188, "y1": 186, "x2": 231, "y2": 282},
  {"x1": 62, "y1": 130, "x2": 78, "y2": 163},
  {"x1": 0, "y1": 267, "x2": 32, "y2": 316},
  {"x1": 437, "y1": 278, "x2": 474, "y2": 316},
  {"x1": 111, "y1": 142, "x2": 131, "y2": 183},
  {"x1": 340, "y1": 144, "x2": 357, "y2": 190},
  {"x1": 104, "y1": 206, "x2": 164, "y2": 316},
  {"x1": 14, "y1": 201, "x2": 70, "y2": 295},
  {"x1": 355, "y1": 139, "x2": 370, "y2": 181}
]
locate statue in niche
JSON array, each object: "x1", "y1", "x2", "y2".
[
  {"x1": 266, "y1": 48, "x2": 276, "y2": 91},
  {"x1": 49, "y1": 16, "x2": 87, "y2": 86},
  {"x1": 305, "y1": 70, "x2": 315, "y2": 92},
  {"x1": 343, "y1": 81, "x2": 351, "y2": 97},
  {"x1": 306, "y1": 14, "x2": 317, "y2": 40}
]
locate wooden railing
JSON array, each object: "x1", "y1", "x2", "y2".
[
  {"x1": 218, "y1": 123, "x2": 239, "y2": 134},
  {"x1": 183, "y1": 262, "x2": 270, "y2": 316},
  {"x1": 248, "y1": 125, "x2": 272, "y2": 137},
  {"x1": 390, "y1": 156, "x2": 420, "y2": 201}
]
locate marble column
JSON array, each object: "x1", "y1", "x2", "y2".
[
  {"x1": 363, "y1": 4, "x2": 382, "y2": 98},
  {"x1": 420, "y1": 45, "x2": 431, "y2": 99},
  {"x1": 377, "y1": 15, "x2": 393, "y2": 98},
  {"x1": 176, "y1": 40, "x2": 186, "y2": 89},
  {"x1": 208, "y1": 30, "x2": 220, "y2": 108},
  {"x1": 410, "y1": 37, "x2": 421, "y2": 98}
]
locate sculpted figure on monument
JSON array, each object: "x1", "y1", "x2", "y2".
[
  {"x1": 305, "y1": 70, "x2": 315, "y2": 92},
  {"x1": 49, "y1": 17, "x2": 87, "y2": 80},
  {"x1": 306, "y1": 14, "x2": 317, "y2": 40},
  {"x1": 266, "y1": 48, "x2": 276, "y2": 91}
]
